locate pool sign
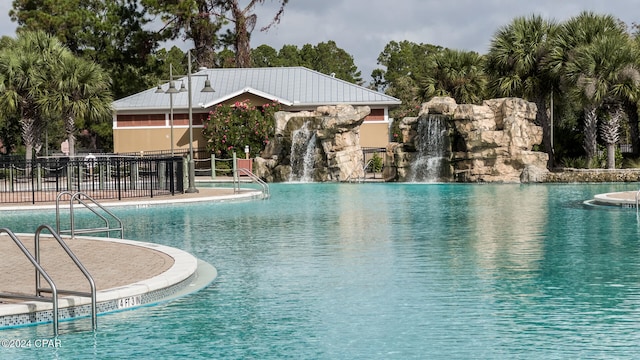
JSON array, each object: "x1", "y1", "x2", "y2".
[{"x1": 117, "y1": 296, "x2": 142, "y2": 309}]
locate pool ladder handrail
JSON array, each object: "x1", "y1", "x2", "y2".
[
  {"x1": 55, "y1": 191, "x2": 124, "y2": 239},
  {"x1": 35, "y1": 224, "x2": 97, "y2": 336},
  {"x1": 234, "y1": 168, "x2": 270, "y2": 199},
  {"x1": 636, "y1": 189, "x2": 640, "y2": 212},
  {"x1": 0, "y1": 226, "x2": 97, "y2": 336}
]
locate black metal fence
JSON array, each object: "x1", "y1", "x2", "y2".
[{"x1": 0, "y1": 156, "x2": 184, "y2": 204}]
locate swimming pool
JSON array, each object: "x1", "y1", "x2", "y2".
[{"x1": 3, "y1": 182, "x2": 640, "y2": 359}]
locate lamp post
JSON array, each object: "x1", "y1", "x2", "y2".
[
  {"x1": 155, "y1": 65, "x2": 186, "y2": 158},
  {"x1": 185, "y1": 51, "x2": 197, "y2": 193},
  {"x1": 158, "y1": 51, "x2": 214, "y2": 193}
]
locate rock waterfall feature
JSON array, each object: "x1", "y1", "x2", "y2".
[
  {"x1": 385, "y1": 97, "x2": 549, "y2": 183},
  {"x1": 409, "y1": 114, "x2": 450, "y2": 182},
  {"x1": 288, "y1": 121, "x2": 317, "y2": 182},
  {"x1": 254, "y1": 105, "x2": 370, "y2": 182}
]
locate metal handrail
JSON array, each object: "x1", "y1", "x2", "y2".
[
  {"x1": 56, "y1": 191, "x2": 124, "y2": 238},
  {"x1": 636, "y1": 189, "x2": 640, "y2": 212},
  {"x1": 234, "y1": 168, "x2": 270, "y2": 199},
  {"x1": 34, "y1": 224, "x2": 97, "y2": 332},
  {"x1": 0, "y1": 228, "x2": 60, "y2": 336}
]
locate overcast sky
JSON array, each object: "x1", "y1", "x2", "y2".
[{"x1": 1, "y1": 0, "x2": 639, "y2": 83}]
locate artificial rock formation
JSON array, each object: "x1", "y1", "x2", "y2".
[
  {"x1": 386, "y1": 97, "x2": 549, "y2": 183},
  {"x1": 254, "y1": 104, "x2": 370, "y2": 182}
]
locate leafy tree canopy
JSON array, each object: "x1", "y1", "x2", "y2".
[
  {"x1": 250, "y1": 41, "x2": 362, "y2": 84},
  {"x1": 11, "y1": 0, "x2": 166, "y2": 99}
]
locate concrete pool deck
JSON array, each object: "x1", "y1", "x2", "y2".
[
  {"x1": 0, "y1": 181, "x2": 261, "y2": 331},
  {"x1": 590, "y1": 190, "x2": 640, "y2": 208}
]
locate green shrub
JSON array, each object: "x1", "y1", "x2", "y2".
[
  {"x1": 371, "y1": 153, "x2": 383, "y2": 172},
  {"x1": 215, "y1": 162, "x2": 231, "y2": 176},
  {"x1": 203, "y1": 99, "x2": 280, "y2": 159},
  {"x1": 622, "y1": 156, "x2": 640, "y2": 169},
  {"x1": 560, "y1": 157, "x2": 588, "y2": 169}
]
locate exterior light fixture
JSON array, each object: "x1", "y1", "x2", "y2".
[
  {"x1": 202, "y1": 79, "x2": 215, "y2": 93},
  {"x1": 158, "y1": 53, "x2": 215, "y2": 193},
  {"x1": 165, "y1": 81, "x2": 180, "y2": 94}
]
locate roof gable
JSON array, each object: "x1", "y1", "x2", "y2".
[{"x1": 113, "y1": 67, "x2": 401, "y2": 112}]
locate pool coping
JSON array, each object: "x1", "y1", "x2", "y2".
[
  {"x1": 590, "y1": 191, "x2": 638, "y2": 208},
  {"x1": 0, "y1": 236, "x2": 217, "y2": 330},
  {"x1": 0, "y1": 187, "x2": 265, "y2": 212}
]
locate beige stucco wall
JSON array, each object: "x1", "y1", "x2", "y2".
[
  {"x1": 114, "y1": 122, "x2": 390, "y2": 153},
  {"x1": 113, "y1": 127, "x2": 206, "y2": 154},
  {"x1": 360, "y1": 122, "x2": 389, "y2": 148}
]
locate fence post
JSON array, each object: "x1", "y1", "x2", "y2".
[
  {"x1": 36, "y1": 163, "x2": 42, "y2": 191},
  {"x1": 177, "y1": 157, "x2": 184, "y2": 193},
  {"x1": 99, "y1": 162, "x2": 105, "y2": 190},
  {"x1": 106, "y1": 161, "x2": 111, "y2": 187},
  {"x1": 169, "y1": 159, "x2": 175, "y2": 195},
  {"x1": 183, "y1": 155, "x2": 189, "y2": 191},
  {"x1": 211, "y1": 154, "x2": 216, "y2": 180},
  {"x1": 116, "y1": 160, "x2": 122, "y2": 200},
  {"x1": 130, "y1": 161, "x2": 138, "y2": 190},
  {"x1": 9, "y1": 165, "x2": 13, "y2": 192},
  {"x1": 158, "y1": 161, "x2": 166, "y2": 189},
  {"x1": 66, "y1": 163, "x2": 73, "y2": 191},
  {"x1": 233, "y1": 152, "x2": 238, "y2": 183}
]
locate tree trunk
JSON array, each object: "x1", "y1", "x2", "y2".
[
  {"x1": 20, "y1": 117, "x2": 37, "y2": 162},
  {"x1": 68, "y1": 134, "x2": 76, "y2": 157},
  {"x1": 606, "y1": 143, "x2": 616, "y2": 169},
  {"x1": 232, "y1": 3, "x2": 253, "y2": 67},
  {"x1": 583, "y1": 106, "x2": 598, "y2": 167},
  {"x1": 623, "y1": 100, "x2": 640, "y2": 156},
  {"x1": 188, "y1": 0, "x2": 219, "y2": 68},
  {"x1": 65, "y1": 114, "x2": 77, "y2": 157},
  {"x1": 600, "y1": 107, "x2": 622, "y2": 169}
]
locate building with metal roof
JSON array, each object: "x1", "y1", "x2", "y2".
[{"x1": 112, "y1": 66, "x2": 401, "y2": 154}]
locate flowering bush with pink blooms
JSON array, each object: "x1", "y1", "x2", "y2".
[{"x1": 203, "y1": 99, "x2": 280, "y2": 158}]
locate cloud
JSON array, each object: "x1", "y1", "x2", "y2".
[
  {"x1": 0, "y1": 2, "x2": 17, "y2": 39},
  {"x1": 1, "y1": 0, "x2": 638, "y2": 83}
]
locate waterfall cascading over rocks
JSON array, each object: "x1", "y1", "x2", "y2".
[
  {"x1": 385, "y1": 97, "x2": 549, "y2": 183},
  {"x1": 253, "y1": 105, "x2": 370, "y2": 182},
  {"x1": 288, "y1": 121, "x2": 317, "y2": 182},
  {"x1": 410, "y1": 114, "x2": 449, "y2": 182}
]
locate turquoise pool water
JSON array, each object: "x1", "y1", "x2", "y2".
[{"x1": 3, "y1": 183, "x2": 640, "y2": 359}]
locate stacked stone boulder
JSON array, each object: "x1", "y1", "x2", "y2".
[
  {"x1": 453, "y1": 97, "x2": 548, "y2": 182},
  {"x1": 254, "y1": 104, "x2": 369, "y2": 182},
  {"x1": 386, "y1": 97, "x2": 549, "y2": 183}
]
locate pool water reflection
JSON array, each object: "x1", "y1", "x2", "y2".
[{"x1": 3, "y1": 183, "x2": 640, "y2": 359}]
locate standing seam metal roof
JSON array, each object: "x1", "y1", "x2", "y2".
[{"x1": 112, "y1": 67, "x2": 401, "y2": 111}]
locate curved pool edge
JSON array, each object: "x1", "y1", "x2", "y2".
[
  {"x1": 0, "y1": 237, "x2": 217, "y2": 331},
  {"x1": 0, "y1": 188, "x2": 265, "y2": 212},
  {"x1": 590, "y1": 191, "x2": 638, "y2": 208}
]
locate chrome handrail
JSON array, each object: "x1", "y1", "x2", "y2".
[
  {"x1": 0, "y1": 228, "x2": 60, "y2": 336},
  {"x1": 55, "y1": 191, "x2": 124, "y2": 238},
  {"x1": 234, "y1": 168, "x2": 270, "y2": 199},
  {"x1": 35, "y1": 224, "x2": 97, "y2": 332}
]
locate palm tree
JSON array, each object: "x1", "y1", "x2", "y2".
[
  {"x1": 553, "y1": 13, "x2": 638, "y2": 166},
  {"x1": 40, "y1": 55, "x2": 113, "y2": 157},
  {"x1": 600, "y1": 105, "x2": 623, "y2": 168},
  {"x1": 625, "y1": 33, "x2": 640, "y2": 156},
  {"x1": 546, "y1": 11, "x2": 635, "y2": 163},
  {"x1": 0, "y1": 31, "x2": 68, "y2": 161},
  {"x1": 419, "y1": 49, "x2": 487, "y2": 105},
  {"x1": 484, "y1": 14, "x2": 557, "y2": 166}
]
